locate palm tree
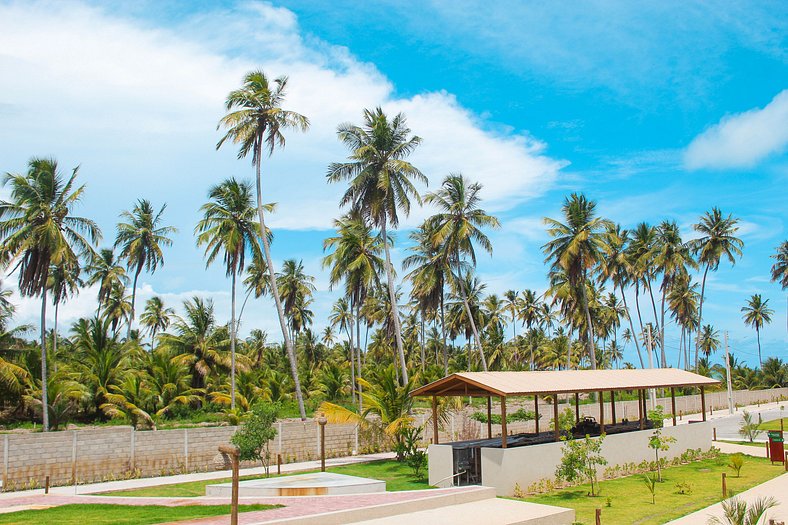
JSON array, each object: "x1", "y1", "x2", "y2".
[
  {"x1": 503, "y1": 290, "x2": 520, "y2": 341},
  {"x1": 140, "y1": 296, "x2": 174, "y2": 345},
  {"x1": 328, "y1": 107, "x2": 426, "y2": 385},
  {"x1": 698, "y1": 324, "x2": 721, "y2": 359},
  {"x1": 71, "y1": 316, "x2": 127, "y2": 416},
  {"x1": 217, "y1": 70, "x2": 310, "y2": 420},
  {"x1": 115, "y1": 199, "x2": 176, "y2": 339},
  {"x1": 741, "y1": 294, "x2": 773, "y2": 367},
  {"x1": 276, "y1": 259, "x2": 316, "y2": 341},
  {"x1": 162, "y1": 297, "x2": 230, "y2": 389},
  {"x1": 690, "y1": 208, "x2": 743, "y2": 370},
  {"x1": 770, "y1": 241, "x2": 787, "y2": 289},
  {"x1": 543, "y1": 193, "x2": 610, "y2": 369},
  {"x1": 196, "y1": 177, "x2": 262, "y2": 410},
  {"x1": 47, "y1": 261, "x2": 82, "y2": 372},
  {"x1": 708, "y1": 496, "x2": 777, "y2": 525},
  {"x1": 425, "y1": 174, "x2": 500, "y2": 371},
  {"x1": 653, "y1": 220, "x2": 695, "y2": 367},
  {"x1": 324, "y1": 212, "x2": 385, "y2": 400},
  {"x1": 85, "y1": 248, "x2": 128, "y2": 317},
  {"x1": 0, "y1": 158, "x2": 101, "y2": 431},
  {"x1": 102, "y1": 281, "x2": 133, "y2": 335}
]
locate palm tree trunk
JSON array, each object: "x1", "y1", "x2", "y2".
[
  {"x1": 346, "y1": 315, "x2": 355, "y2": 405},
  {"x1": 254, "y1": 153, "x2": 306, "y2": 420},
  {"x1": 440, "y1": 292, "x2": 448, "y2": 374},
  {"x1": 40, "y1": 287, "x2": 49, "y2": 432},
  {"x1": 420, "y1": 314, "x2": 425, "y2": 373},
  {"x1": 619, "y1": 286, "x2": 646, "y2": 368},
  {"x1": 380, "y1": 220, "x2": 408, "y2": 385},
  {"x1": 230, "y1": 269, "x2": 237, "y2": 410},
  {"x1": 53, "y1": 301, "x2": 59, "y2": 374},
  {"x1": 356, "y1": 302, "x2": 363, "y2": 412},
  {"x1": 127, "y1": 266, "x2": 141, "y2": 340},
  {"x1": 635, "y1": 284, "x2": 646, "y2": 340},
  {"x1": 646, "y1": 279, "x2": 659, "y2": 335},
  {"x1": 756, "y1": 326, "x2": 762, "y2": 368},
  {"x1": 580, "y1": 280, "x2": 597, "y2": 369},
  {"x1": 695, "y1": 265, "x2": 709, "y2": 371},
  {"x1": 566, "y1": 328, "x2": 573, "y2": 370},
  {"x1": 659, "y1": 290, "x2": 667, "y2": 368}
]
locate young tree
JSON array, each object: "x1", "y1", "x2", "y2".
[
  {"x1": 217, "y1": 70, "x2": 310, "y2": 420},
  {"x1": 231, "y1": 402, "x2": 278, "y2": 477},
  {"x1": 738, "y1": 410, "x2": 762, "y2": 443},
  {"x1": 648, "y1": 427, "x2": 676, "y2": 481},
  {"x1": 555, "y1": 434, "x2": 608, "y2": 497}
]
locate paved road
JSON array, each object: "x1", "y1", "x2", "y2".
[{"x1": 707, "y1": 403, "x2": 785, "y2": 442}]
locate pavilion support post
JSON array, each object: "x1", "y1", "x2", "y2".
[
  {"x1": 701, "y1": 386, "x2": 707, "y2": 422},
  {"x1": 671, "y1": 388, "x2": 677, "y2": 426},
  {"x1": 432, "y1": 396, "x2": 439, "y2": 445},
  {"x1": 574, "y1": 393, "x2": 580, "y2": 424},
  {"x1": 486, "y1": 396, "x2": 492, "y2": 439},
  {"x1": 638, "y1": 390, "x2": 645, "y2": 430},
  {"x1": 599, "y1": 391, "x2": 605, "y2": 433},
  {"x1": 534, "y1": 396, "x2": 540, "y2": 434},
  {"x1": 554, "y1": 398, "x2": 560, "y2": 442},
  {"x1": 610, "y1": 391, "x2": 616, "y2": 424},
  {"x1": 642, "y1": 389, "x2": 648, "y2": 423},
  {"x1": 500, "y1": 396, "x2": 508, "y2": 448}
]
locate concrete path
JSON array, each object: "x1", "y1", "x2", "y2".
[
  {"x1": 0, "y1": 451, "x2": 395, "y2": 501},
  {"x1": 691, "y1": 402, "x2": 785, "y2": 442},
  {"x1": 666, "y1": 473, "x2": 788, "y2": 524},
  {"x1": 715, "y1": 440, "x2": 771, "y2": 457}
]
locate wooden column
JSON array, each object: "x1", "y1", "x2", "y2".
[
  {"x1": 486, "y1": 396, "x2": 492, "y2": 439},
  {"x1": 554, "y1": 398, "x2": 560, "y2": 442},
  {"x1": 534, "y1": 395, "x2": 540, "y2": 434},
  {"x1": 701, "y1": 386, "x2": 707, "y2": 422},
  {"x1": 638, "y1": 390, "x2": 645, "y2": 430},
  {"x1": 671, "y1": 388, "x2": 677, "y2": 426},
  {"x1": 500, "y1": 396, "x2": 508, "y2": 449},
  {"x1": 610, "y1": 391, "x2": 616, "y2": 424},
  {"x1": 599, "y1": 391, "x2": 605, "y2": 433},
  {"x1": 432, "y1": 396, "x2": 439, "y2": 444},
  {"x1": 575, "y1": 393, "x2": 580, "y2": 424}
]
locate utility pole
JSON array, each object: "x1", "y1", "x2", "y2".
[
  {"x1": 724, "y1": 330, "x2": 734, "y2": 415},
  {"x1": 646, "y1": 325, "x2": 657, "y2": 407}
]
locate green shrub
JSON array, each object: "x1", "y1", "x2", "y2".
[
  {"x1": 727, "y1": 453, "x2": 744, "y2": 478},
  {"x1": 231, "y1": 402, "x2": 278, "y2": 477}
]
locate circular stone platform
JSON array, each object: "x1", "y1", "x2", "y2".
[{"x1": 205, "y1": 472, "x2": 386, "y2": 497}]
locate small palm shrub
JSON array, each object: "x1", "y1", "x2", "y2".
[
  {"x1": 707, "y1": 496, "x2": 777, "y2": 525},
  {"x1": 727, "y1": 453, "x2": 744, "y2": 478}
]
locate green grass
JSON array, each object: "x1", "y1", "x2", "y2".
[
  {"x1": 759, "y1": 418, "x2": 787, "y2": 432},
  {"x1": 523, "y1": 455, "x2": 783, "y2": 525},
  {"x1": 718, "y1": 439, "x2": 769, "y2": 449},
  {"x1": 0, "y1": 504, "x2": 280, "y2": 525},
  {"x1": 103, "y1": 460, "x2": 429, "y2": 498}
]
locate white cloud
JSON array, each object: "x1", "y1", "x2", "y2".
[
  {"x1": 0, "y1": 1, "x2": 565, "y2": 233},
  {"x1": 684, "y1": 90, "x2": 788, "y2": 170}
]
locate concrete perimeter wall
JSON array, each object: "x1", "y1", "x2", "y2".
[{"x1": 1, "y1": 420, "x2": 372, "y2": 491}]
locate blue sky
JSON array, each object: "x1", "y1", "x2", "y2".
[{"x1": 0, "y1": 0, "x2": 785, "y2": 366}]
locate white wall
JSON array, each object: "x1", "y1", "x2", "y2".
[
  {"x1": 428, "y1": 444, "x2": 455, "y2": 488},
  {"x1": 481, "y1": 422, "x2": 712, "y2": 496}
]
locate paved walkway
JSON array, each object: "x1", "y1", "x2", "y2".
[
  {"x1": 0, "y1": 451, "x2": 395, "y2": 501},
  {"x1": 667, "y1": 473, "x2": 788, "y2": 524}
]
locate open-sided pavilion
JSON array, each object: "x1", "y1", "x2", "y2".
[{"x1": 412, "y1": 368, "x2": 719, "y2": 448}]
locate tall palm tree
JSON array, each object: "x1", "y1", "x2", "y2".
[
  {"x1": 543, "y1": 193, "x2": 610, "y2": 369},
  {"x1": 425, "y1": 174, "x2": 500, "y2": 371},
  {"x1": 689, "y1": 208, "x2": 743, "y2": 370},
  {"x1": 328, "y1": 107, "x2": 426, "y2": 385},
  {"x1": 698, "y1": 324, "x2": 721, "y2": 359},
  {"x1": 47, "y1": 261, "x2": 82, "y2": 372},
  {"x1": 503, "y1": 290, "x2": 520, "y2": 341},
  {"x1": 600, "y1": 224, "x2": 645, "y2": 368},
  {"x1": 196, "y1": 177, "x2": 262, "y2": 410},
  {"x1": 217, "y1": 70, "x2": 310, "y2": 420},
  {"x1": 770, "y1": 241, "x2": 787, "y2": 289},
  {"x1": 85, "y1": 248, "x2": 128, "y2": 317},
  {"x1": 324, "y1": 212, "x2": 385, "y2": 400},
  {"x1": 0, "y1": 158, "x2": 101, "y2": 431},
  {"x1": 102, "y1": 281, "x2": 133, "y2": 335},
  {"x1": 140, "y1": 296, "x2": 174, "y2": 346},
  {"x1": 115, "y1": 199, "x2": 176, "y2": 339},
  {"x1": 653, "y1": 220, "x2": 696, "y2": 367},
  {"x1": 404, "y1": 222, "x2": 449, "y2": 372},
  {"x1": 276, "y1": 259, "x2": 316, "y2": 342},
  {"x1": 741, "y1": 294, "x2": 773, "y2": 367}
]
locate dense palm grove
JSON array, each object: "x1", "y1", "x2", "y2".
[{"x1": 1, "y1": 71, "x2": 786, "y2": 432}]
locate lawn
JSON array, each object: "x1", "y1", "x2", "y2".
[
  {"x1": 103, "y1": 459, "x2": 429, "y2": 498},
  {"x1": 523, "y1": 455, "x2": 783, "y2": 525},
  {"x1": 0, "y1": 504, "x2": 280, "y2": 525},
  {"x1": 759, "y1": 417, "x2": 787, "y2": 432}
]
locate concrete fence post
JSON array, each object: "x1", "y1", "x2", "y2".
[
  {"x1": 278, "y1": 422, "x2": 283, "y2": 454},
  {"x1": 130, "y1": 428, "x2": 136, "y2": 471},
  {"x1": 316, "y1": 422, "x2": 321, "y2": 457},
  {"x1": 2, "y1": 434, "x2": 8, "y2": 490},
  {"x1": 184, "y1": 429, "x2": 189, "y2": 472},
  {"x1": 71, "y1": 431, "x2": 78, "y2": 485}
]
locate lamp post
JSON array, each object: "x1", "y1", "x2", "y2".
[{"x1": 318, "y1": 413, "x2": 328, "y2": 472}]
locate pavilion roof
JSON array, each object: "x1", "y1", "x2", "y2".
[{"x1": 410, "y1": 369, "x2": 719, "y2": 398}]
